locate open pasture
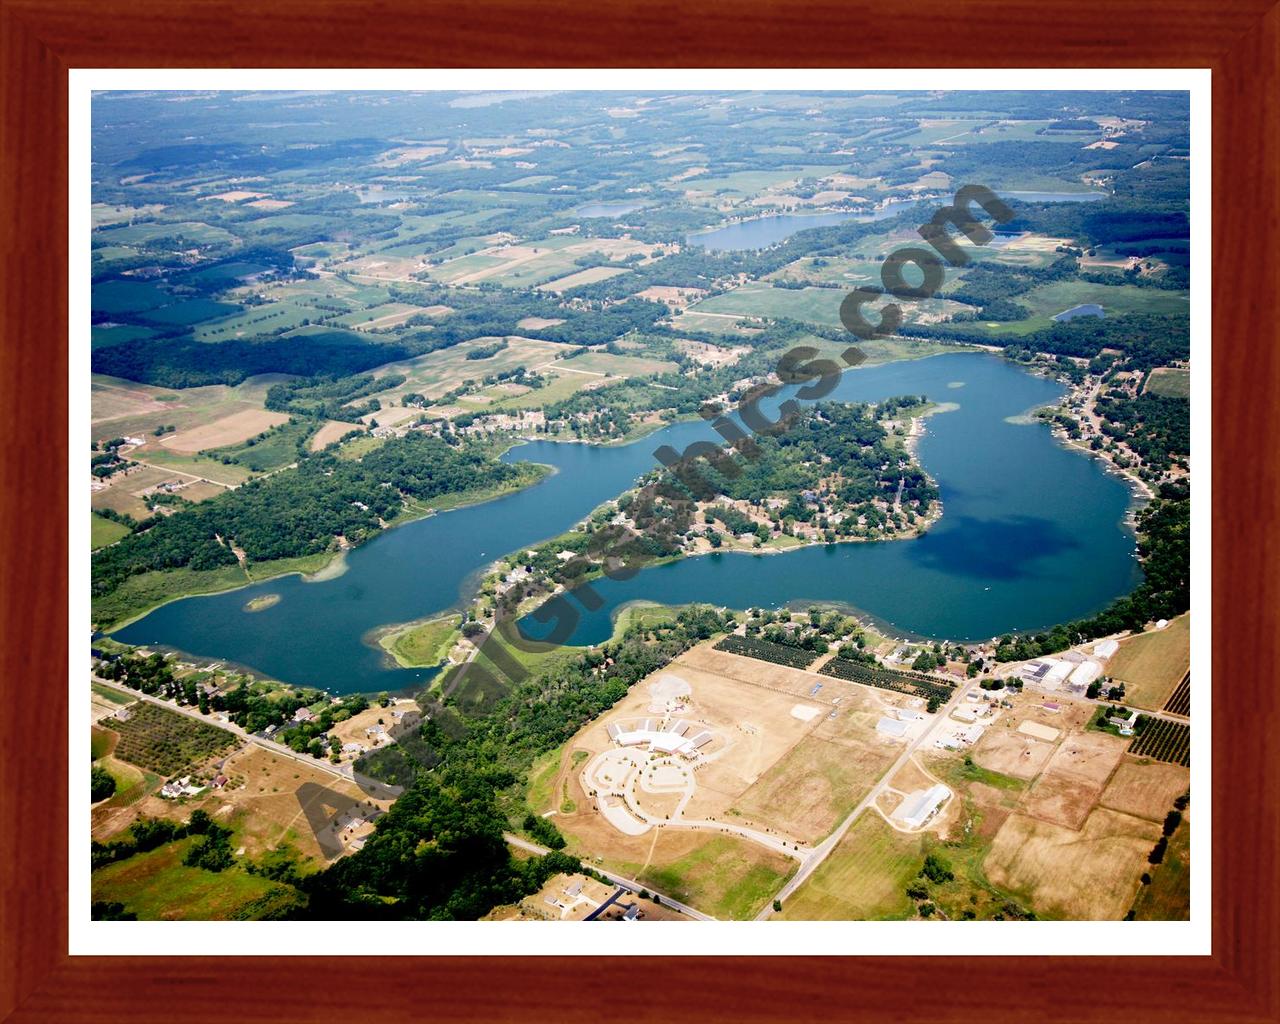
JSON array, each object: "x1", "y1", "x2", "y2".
[
  {"x1": 91, "y1": 512, "x2": 131, "y2": 549},
  {"x1": 779, "y1": 813, "x2": 920, "y2": 920},
  {"x1": 1110, "y1": 614, "x2": 1191, "y2": 710},
  {"x1": 91, "y1": 837, "x2": 297, "y2": 921},
  {"x1": 138, "y1": 298, "x2": 242, "y2": 329},
  {"x1": 558, "y1": 350, "x2": 678, "y2": 377},
  {"x1": 363, "y1": 335, "x2": 574, "y2": 404},
  {"x1": 192, "y1": 301, "x2": 314, "y2": 341},
  {"x1": 983, "y1": 808, "x2": 1160, "y2": 920},
  {"x1": 691, "y1": 283, "x2": 968, "y2": 330},
  {"x1": 960, "y1": 279, "x2": 1189, "y2": 337},
  {"x1": 1100, "y1": 758, "x2": 1190, "y2": 822},
  {"x1": 1145, "y1": 367, "x2": 1191, "y2": 398},
  {"x1": 635, "y1": 833, "x2": 795, "y2": 920},
  {"x1": 537, "y1": 266, "x2": 631, "y2": 293}
]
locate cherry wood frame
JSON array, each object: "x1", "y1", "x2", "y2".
[{"x1": 2, "y1": 1, "x2": 1275, "y2": 1020}]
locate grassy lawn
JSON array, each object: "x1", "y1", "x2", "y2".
[
  {"x1": 639, "y1": 835, "x2": 796, "y2": 920},
  {"x1": 1112, "y1": 614, "x2": 1191, "y2": 710},
  {"x1": 1145, "y1": 367, "x2": 1191, "y2": 398},
  {"x1": 92, "y1": 512, "x2": 131, "y2": 549},
  {"x1": 780, "y1": 813, "x2": 921, "y2": 920},
  {"x1": 381, "y1": 614, "x2": 461, "y2": 668},
  {"x1": 92, "y1": 837, "x2": 296, "y2": 920},
  {"x1": 92, "y1": 682, "x2": 134, "y2": 706}
]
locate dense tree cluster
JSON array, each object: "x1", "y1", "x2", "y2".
[{"x1": 92, "y1": 434, "x2": 522, "y2": 600}]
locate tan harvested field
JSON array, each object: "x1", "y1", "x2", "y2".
[
  {"x1": 1039, "y1": 729, "x2": 1128, "y2": 787},
  {"x1": 1020, "y1": 770, "x2": 1102, "y2": 829},
  {"x1": 535, "y1": 266, "x2": 630, "y2": 293},
  {"x1": 637, "y1": 285, "x2": 706, "y2": 308},
  {"x1": 352, "y1": 304, "x2": 449, "y2": 331},
  {"x1": 970, "y1": 726, "x2": 1055, "y2": 780},
  {"x1": 1100, "y1": 758, "x2": 1190, "y2": 821},
  {"x1": 245, "y1": 198, "x2": 294, "y2": 210},
  {"x1": 1015, "y1": 723, "x2": 1127, "y2": 828},
  {"x1": 160, "y1": 409, "x2": 291, "y2": 452},
  {"x1": 674, "y1": 339, "x2": 750, "y2": 367},
  {"x1": 1109, "y1": 614, "x2": 1191, "y2": 710},
  {"x1": 733, "y1": 729, "x2": 897, "y2": 843},
  {"x1": 516, "y1": 316, "x2": 565, "y2": 330},
  {"x1": 204, "y1": 190, "x2": 267, "y2": 202},
  {"x1": 984, "y1": 808, "x2": 1161, "y2": 920},
  {"x1": 359, "y1": 404, "x2": 420, "y2": 427},
  {"x1": 90, "y1": 373, "x2": 294, "y2": 442},
  {"x1": 310, "y1": 420, "x2": 364, "y2": 451},
  {"x1": 885, "y1": 756, "x2": 936, "y2": 798}
]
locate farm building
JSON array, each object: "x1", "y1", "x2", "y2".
[
  {"x1": 1068, "y1": 660, "x2": 1103, "y2": 690},
  {"x1": 1093, "y1": 638, "x2": 1120, "y2": 659},
  {"x1": 893, "y1": 784, "x2": 951, "y2": 829},
  {"x1": 876, "y1": 716, "x2": 909, "y2": 738}
]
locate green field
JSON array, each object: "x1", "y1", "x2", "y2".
[
  {"x1": 1112, "y1": 614, "x2": 1192, "y2": 710},
  {"x1": 637, "y1": 835, "x2": 796, "y2": 920},
  {"x1": 92, "y1": 837, "x2": 298, "y2": 920},
  {"x1": 92, "y1": 279, "x2": 170, "y2": 315},
  {"x1": 183, "y1": 260, "x2": 271, "y2": 287},
  {"x1": 780, "y1": 814, "x2": 921, "y2": 919},
  {"x1": 960, "y1": 280, "x2": 1190, "y2": 336},
  {"x1": 1131, "y1": 816, "x2": 1190, "y2": 920},
  {"x1": 558, "y1": 350, "x2": 678, "y2": 377},
  {"x1": 381, "y1": 614, "x2": 461, "y2": 668},
  {"x1": 206, "y1": 419, "x2": 313, "y2": 473},
  {"x1": 1146, "y1": 367, "x2": 1191, "y2": 398},
  {"x1": 101, "y1": 221, "x2": 237, "y2": 247},
  {"x1": 140, "y1": 299, "x2": 243, "y2": 328},
  {"x1": 193, "y1": 301, "x2": 315, "y2": 341},
  {"x1": 681, "y1": 165, "x2": 844, "y2": 194},
  {"x1": 92, "y1": 512, "x2": 131, "y2": 549},
  {"x1": 92, "y1": 324, "x2": 158, "y2": 350},
  {"x1": 457, "y1": 371, "x2": 591, "y2": 412},
  {"x1": 135, "y1": 448, "x2": 256, "y2": 486}
]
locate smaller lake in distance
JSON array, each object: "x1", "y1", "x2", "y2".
[
  {"x1": 687, "y1": 190, "x2": 1106, "y2": 252},
  {"x1": 575, "y1": 201, "x2": 648, "y2": 218}
]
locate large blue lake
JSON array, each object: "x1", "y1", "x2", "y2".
[{"x1": 114, "y1": 352, "x2": 1140, "y2": 694}]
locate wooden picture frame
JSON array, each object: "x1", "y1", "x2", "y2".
[{"x1": 2, "y1": 1, "x2": 1274, "y2": 1019}]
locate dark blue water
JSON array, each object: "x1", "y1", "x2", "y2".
[{"x1": 114, "y1": 353, "x2": 1140, "y2": 693}]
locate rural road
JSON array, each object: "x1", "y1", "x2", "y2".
[
  {"x1": 503, "y1": 833, "x2": 714, "y2": 921},
  {"x1": 757, "y1": 678, "x2": 978, "y2": 920}
]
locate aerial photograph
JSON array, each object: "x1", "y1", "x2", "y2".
[{"x1": 86, "y1": 88, "x2": 1192, "y2": 924}]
